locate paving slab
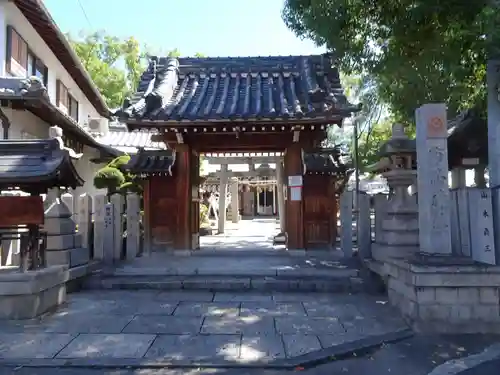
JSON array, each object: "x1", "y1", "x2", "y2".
[
  {"x1": 275, "y1": 317, "x2": 345, "y2": 335},
  {"x1": 0, "y1": 290, "x2": 411, "y2": 367},
  {"x1": 123, "y1": 316, "x2": 203, "y2": 334},
  {"x1": 174, "y1": 302, "x2": 240, "y2": 317},
  {"x1": 201, "y1": 316, "x2": 275, "y2": 335},
  {"x1": 145, "y1": 334, "x2": 241, "y2": 361},
  {"x1": 156, "y1": 291, "x2": 215, "y2": 301},
  {"x1": 214, "y1": 293, "x2": 273, "y2": 302},
  {"x1": 0, "y1": 333, "x2": 76, "y2": 358},
  {"x1": 56, "y1": 334, "x2": 155, "y2": 358},
  {"x1": 240, "y1": 335, "x2": 286, "y2": 361},
  {"x1": 40, "y1": 314, "x2": 135, "y2": 334},
  {"x1": 282, "y1": 334, "x2": 322, "y2": 357},
  {"x1": 240, "y1": 302, "x2": 307, "y2": 317}
]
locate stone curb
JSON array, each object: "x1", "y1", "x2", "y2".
[
  {"x1": 426, "y1": 342, "x2": 500, "y2": 375},
  {"x1": 0, "y1": 328, "x2": 413, "y2": 370}
]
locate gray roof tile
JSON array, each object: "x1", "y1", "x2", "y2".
[
  {"x1": 114, "y1": 54, "x2": 360, "y2": 122},
  {"x1": 0, "y1": 139, "x2": 84, "y2": 191}
]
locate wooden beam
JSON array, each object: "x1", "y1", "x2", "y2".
[{"x1": 205, "y1": 156, "x2": 280, "y2": 164}]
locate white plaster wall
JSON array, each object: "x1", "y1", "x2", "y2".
[
  {"x1": 71, "y1": 146, "x2": 108, "y2": 199},
  {"x1": 2, "y1": 107, "x2": 49, "y2": 139},
  {"x1": 0, "y1": 2, "x2": 101, "y2": 123}
]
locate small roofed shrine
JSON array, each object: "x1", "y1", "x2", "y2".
[
  {"x1": 447, "y1": 109, "x2": 488, "y2": 188},
  {"x1": 0, "y1": 138, "x2": 84, "y2": 270},
  {"x1": 115, "y1": 54, "x2": 360, "y2": 250}
]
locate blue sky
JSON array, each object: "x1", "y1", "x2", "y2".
[{"x1": 43, "y1": 0, "x2": 325, "y2": 57}]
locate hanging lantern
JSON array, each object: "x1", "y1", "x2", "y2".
[
  {"x1": 242, "y1": 184, "x2": 250, "y2": 192},
  {"x1": 268, "y1": 185, "x2": 273, "y2": 192}
]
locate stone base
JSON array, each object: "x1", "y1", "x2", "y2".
[
  {"x1": 367, "y1": 257, "x2": 500, "y2": 333},
  {"x1": 371, "y1": 243, "x2": 419, "y2": 262},
  {"x1": 46, "y1": 248, "x2": 90, "y2": 268},
  {"x1": 0, "y1": 265, "x2": 68, "y2": 319}
]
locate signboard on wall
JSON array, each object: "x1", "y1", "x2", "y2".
[{"x1": 288, "y1": 175, "x2": 303, "y2": 187}]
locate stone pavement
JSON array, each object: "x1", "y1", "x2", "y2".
[
  {"x1": 2, "y1": 333, "x2": 500, "y2": 375},
  {"x1": 0, "y1": 291, "x2": 408, "y2": 366},
  {"x1": 200, "y1": 218, "x2": 283, "y2": 251}
]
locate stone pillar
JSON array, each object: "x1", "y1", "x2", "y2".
[
  {"x1": 276, "y1": 158, "x2": 286, "y2": 233},
  {"x1": 77, "y1": 193, "x2": 92, "y2": 254},
  {"x1": 61, "y1": 193, "x2": 74, "y2": 219},
  {"x1": 218, "y1": 164, "x2": 228, "y2": 233},
  {"x1": 340, "y1": 190, "x2": 353, "y2": 257},
  {"x1": 488, "y1": 59, "x2": 500, "y2": 264},
  {"x1": 126, "y1": 193, "x2": 140, "y2": 260},
  {"x1": 44, "y1": 188, "x2": 88, "y2": 269},
  {"x1": 474, "y1": 165, "x2": 487, "y2": 187},
  {"x1": 450, "y1": 168, "x2": 466, "y2": 189},
  {"x1": 415, "y1": 103, "x2": 452, "y2": 255},
  {"x1": 103, "y1": 203, "x2": 114, "y2": 264},
  {"x1": 229, "y1": 177, "x2": 240, "y2": 223},
  {"x1": 373, "y1": 193, "x2": 387, "y2": 243},
  {"x1": 110, "y1": 194, "x2": 124, "y2": 261},
  {"x1": 93, "y1": 194, "x2": 106, "y2": 260},
  {"x1": 357, "y1": 192, "x2": 371, "y2": 259}
]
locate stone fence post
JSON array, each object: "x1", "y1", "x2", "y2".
[
  {"x1": 111, "y1": 194, "x2": 124, "y2": 261},
  {"x1": 77, "y1": 193, "x2": 92, "y2": 256},
  {"x1": 357, "y1": 192, "x2": 371, "y2": 259},
  {"x1": 126, "y1": 193, "x2": 140, "y2": 260},
  {"x1": 93, "y1": 194, "x2": 107, "y2": 260},
  {"x1": 103, "y1": 203, "x2": 114, "y2": 264}
]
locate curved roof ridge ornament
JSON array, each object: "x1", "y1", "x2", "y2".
[{"x1": 49, "y1": 125, "x2": 83, "y2": 160}]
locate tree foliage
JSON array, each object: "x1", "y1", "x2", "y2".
[
  {"x1": 94, "y1": 155, "x2": 142, "y2": 195},
  {"x1": 68, "y1": 31, "x2": 205, "y2": 109},
  {"x1": 282, "y1": 0, "x2": 500, "y2": 122}
]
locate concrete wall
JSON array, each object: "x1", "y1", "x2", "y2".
[{"x1": 0, "y1": 2, "x2": 100, "y2": 124}]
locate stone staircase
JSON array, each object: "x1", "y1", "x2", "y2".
[{"x1": 83, "y1": 251, "x2": 371, "y2": 293}]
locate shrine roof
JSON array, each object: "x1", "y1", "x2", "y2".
[
  {"x1": 126, "y1": 149, "x2": 176, "y2": 176},
  {"x1": 114, "y1": 55, "x2": 361, "y2": 127},
  {"x1": 447, "y1": 109, "x2": 487, "y2": 169},
  {"x1": 304, "y1": 148, "x2": 353, "y2": 176},
  {"x1": 0, "y1": 138, "x2": 84, "y2": 192}
]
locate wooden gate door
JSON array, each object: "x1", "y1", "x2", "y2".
[
  {"x1": 303, "y1": 175, "x2": 336, "y2": 249},
  {"x1": 149, "y1": 176, "x2": 177, "y2": 248}
]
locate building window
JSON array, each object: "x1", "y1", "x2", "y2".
[
  {"x1": 56, "y1": 80, "x2": 79, "y2": 122},
  {"x1": 68, "y1": 94, "x2": 79, "y2": 122},
  {"x1": 56, "y1": 80, "x2": 69, "y2": 112},
  {"x1": 6, "y1": 26, "x2": 48, "y2": 85}
]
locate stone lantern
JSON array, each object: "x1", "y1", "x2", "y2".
[{"x1": 371, "y1": 123, "x2": 419, "y2": 261}]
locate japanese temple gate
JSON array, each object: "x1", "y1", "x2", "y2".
[{"x1": 118, "y1": 54, "x2": 359, "y2": 250}]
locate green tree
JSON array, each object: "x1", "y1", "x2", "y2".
[
  {"x1": 68, "y1": 31, "x2": 204, "y2": 108},
  {"x1": 282, "y1": 0, "x2": 500, "y2": 123},
  {"x1": 94, "y1": 155, "x2": 142, "y2": 195}
]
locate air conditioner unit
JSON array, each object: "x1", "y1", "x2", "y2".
[{"x1": 87, "y1": 117, "x2": 109, "y2": 134}]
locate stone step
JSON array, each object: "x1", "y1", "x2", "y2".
[{"x1": 83, "y1": 273, "x2": 367, "y2": 293}]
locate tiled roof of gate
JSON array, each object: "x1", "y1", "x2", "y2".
[
  {"x1": 126, "y1": 149, "x2": 176, "y2": 175},
  {"x1": 114, "y1": 55, "x2": 360, "y2": 123},
  {"x1": 0, "y1": 139, "x2": 84, "y2": 191}
]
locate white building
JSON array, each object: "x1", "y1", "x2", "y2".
[{"x1": 0, "y1": 0, "x2": 120, "y2": 197}]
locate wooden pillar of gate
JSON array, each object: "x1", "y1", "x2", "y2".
[
  {"x1": 284, "y1": 143, "x2": 304, "y2": 249},
  {"x1": 174, "y1": 144, "x2": 192, "y2": 249}
]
